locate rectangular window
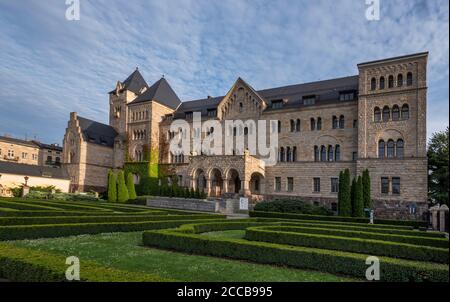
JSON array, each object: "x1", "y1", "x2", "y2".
[
  {"x1": 381, "y1": 177, "x2": 389, "y2": 194},
  {"x1": 331, "y1": 178, "x2": 339, "y2": 193},
  {"x1": 185, "y1": 112, "x2": 193, "y2": 119},
  {"x1": 287, "y1": 177, "x2": 294, "y2": 192},
  {"x1": 207, "y1": 109, "x2": 217, "y2": 117},
  {"x1": 392, "y1": 177, "x2": 400, "y2": 195},
  {"x1": 313, "y1": 178, "x2": 320, "y2": 192},
  {"x1": 22, "y1": 152, "x2": 28, "y2": 159},
  {"x1": 275, "y1": 177, "x2": 281, "y2": 192},
  {"x1": 271, "y1": 100, "x2": 283, "y2": 109},
  {"x1": 303, "y1": 96, "x2": 316, "y2": 106},
  {"x1": 339, "y1": 91, "x2": 355, "y2": 101},
  {"x1": 32, "y1": 154, "x2": 38, "y2": 160},
  {"x1": 353, "y1": 119, "x2": 358, "y2": 128},
  {"x1": 352, "y1": 152, "x2": 358, "y2": 161},
  {"x1": 7, "y1": 150, "x2": 14, "y2": 157}
]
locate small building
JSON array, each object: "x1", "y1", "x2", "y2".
[{"x1": 0, "y1": 161, "x2": 71, "y2": 196}]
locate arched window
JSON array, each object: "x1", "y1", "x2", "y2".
[
  {"x1": 335, "y1": 145, "x2": 341, "y2": 161},
  {"x1": 239, "y1": 102, "x2": 243, "y2": 112},
  {"x1": 370, "y1": 78, "x2": 376, "y2": 90},
  {"x1": 392, "y1": 105, "x2": 400, "y2": 121},
  {"x1": 388, "y1": 75, "x2": 394, "y2": 88},
  {"x1": 374, "y1": 107, "x2": 381, "y2": 122},
  {"x1": 407, "y1": 72, "x2": 413, "y2": 86},
  {"x1": 320, "y1": 146, "x2": 327, "y2": 161},
  {"x1": 295, "y1": 119, "x2": 301, "y2": 132},
  {"x1": 379, "y1": 76, "x2": 385, "y2": 89},
  {"x1": 387, "y1": 139, "x2": 395, "y2": 158},
  {"x1": 401, "y1": 104, "x2": 409, "y2": 119},
  {"x1": 328, "y1": 145, "x2": 334, "y2": 162},
  {"x1": 290, "y1": 120, "x2": 295, "y2": 132},
  {"x1": 314, "y1": 146, "x2": 319, "y2": 161},
  {"x1": 286, "y1": 147, "x2": 292, "y2": 162},
  {"x1": 310, "y1": 118, "x2": 316, "y2": 131},
  {"x1": 292, "y1": 146, "x2": 297, "y2": 162},
  {"x1": 279, "y1": 147, "x2": 285, "y2": 162},
  {"x1": 277, "y1": 120, "x2": 281, "y2": 133},
  {"x1": 339, "y1": 115, "x2": 345, "y2": 129},
  {"x1": 397, "y1": 74, "x2": 403, "y2": 87},
  {"x1": 378, "y1": 140, "x2": 385, "y2": 159},
  {"x1": 332, "y1": 116, "x2": 338, "y2": 129},
  {"x1": 396, "y1": 139, "x2": 404, "y2": 158},
  {"x1": 317, "y1": 117, "x2": 322, "y2": 130},
  {"x1": 382, "y1": 106, "x2": 390, "y2": 121}
]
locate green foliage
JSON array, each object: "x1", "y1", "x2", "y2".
[
  {"x1": 254, "y1": 199, "x2": 333, "y2": 216},
  {"x1": 142, "y1": 228, "x2": 449, "y2": 282},
  {"x1": 249, "y1": 211, "x2": 428, "y2": 228},
  {"x1": 116, "y1": 171, "x2": 129, "y2": 203},
  {"x1": 350, "y1": 177, "x2": 356, "y2": 214},
  {"x1": 107, "y1": 170, "x2": 117, "y2": 203},
  {"x1": 338, "y1": 169, "x2": 352, "y2": 217},
  {"x1": 352, "y1": 176, "x2": 364, "y2": 217},
  {"x1": 362, "y1": 169, "x2": 372, "y2": 209},
  {"x1": 126, "y1": 173, "x2": 137, "y2": 200},
  {"x1": 427, "y1": 127, "x2": 449, "y2": 205},
  {"x1": 0, "y1": 242, "x2": 170, "y2": 281}
]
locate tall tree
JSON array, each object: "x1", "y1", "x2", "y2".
[
  {"x1": 428, "y1": 127, "x2": 449, "y2": 205},
  {"x1": 350, "y1": 177, "x2": 356, "y2": 216},
  {"x1": 362, "y1": 169, "x2": 372, "y2": 209},
  {"x1": 117, "y1": 170, "x2": 129, "y2": 203},
  {"x1": 126, "y1": 173, "x2": 137, "y2": 200},
  {"x1": 107, "y1": 170, "x2": 117, "y2": 203},
  {"x1": 339, "y1": 169, "x2": 352, "y2": 217},
  {"x1": 338, "y1": 171, "x2": 343, "y2": 213},
  {"x1": 353, "y1": 176, "x2": 364, "y2": 217}
]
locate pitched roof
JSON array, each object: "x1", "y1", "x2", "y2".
[
  {"x1": 31, "y1": 141, "x2": 63, "y2": 152},
  {"x1": 0, "y1": 136, "x2": 38, "y2": 148},
  {"x1": 109, "y1": 69, "x2": 148, "y2": 95},
  {"x1": 130, "y1": 77, "x2": 181, "y2": 109},
  {"x1": 77, "y1": 116, "x2": 118, "y2": 147},
  {"x1": 174, "y1": 75, "x2": 359, "y2": 115},
  {"x1": 0, "y1": 161, "x2": 70, "y2": 180}
]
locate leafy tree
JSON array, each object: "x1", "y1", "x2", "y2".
[
  {"x1": 352, "y1": 176, "x2": 364, "y2": 217},
  {"x1": 339, "y1": 169, "x2": 352, "y2": 217},
  {"x1": 117, "y1": 170, "x2": 129, "y2": 203},
  {"x1": 126, "y1": 173, "x2": 137, "y2": 200},
  {"x1": 190, "y1": 187, "x2": 195, "y2": 199},
  {"x1": 107, "y1": 170, "x2": 117, "y2": 203},
  {"x1": 428, "y1": 127, "x2": 449, "y2": 205},
  {"x1": 362, "y1": 169, "x2": 372, "y2": 209}
]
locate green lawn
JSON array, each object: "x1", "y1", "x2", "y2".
[{"x1": 11, "y1": 232, "x2": 356, "y2": 282}]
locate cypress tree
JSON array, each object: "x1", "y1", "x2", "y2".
[
  {"x1": 107, "y1": 170, "x2": 117, "y2": 203},
  {"x1": 340, "y1": 169, "x2": 352, "y2": 217},
  {"x1": 362, "y1": 169, "x2": 372, "y2": 209},
  {"x1": 353, "y1": 176, "x2": 364, "y2": 217},
  {"x1": 117, "y1": 170, "x2": 129, "y2": 203},
  {"x1": 338, "y1": 171, "x2": 343, "y2": 214},
  {"x1": 126, "y1": 173, "x2": 137, "y2": 200},
  {"x1": 351, "y1": 177, "x2": 357, "y2": 216}
]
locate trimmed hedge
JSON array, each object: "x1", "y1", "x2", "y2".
[
  {"x1": 8, "y1": 200, "x2": 113, "y2": 212},
  {"x1": 0, "y1": 242, "x2": 172, "y2": 281},
  {"x1": 253, "y1": 199, "x2": 332, "y2": 215},
  {"x1": 142, "y1": 228, "x2": 449, "y2": 282},
  {"x1": 0, "y1": 214, "x2": 226, "y2": 226},
  {"x1": 252, "y1": 226, "x2": 449, "y2": 248},
  {"x1": 244, "y1": 227, "x2": 449, "y2": 264},
  {"x1": 250, "y1": 211, "x2": 428, "y2": 228},
  {"x1": 0, "y1": 201, "x2": 61, "y2": 211},
  {"x1": 0, "y1": 218, "x2": 226, "y2": 241}
]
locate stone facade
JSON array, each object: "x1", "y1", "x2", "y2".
[{"x1": 63, "y1": 52, "x2": 429, "y2": 219}]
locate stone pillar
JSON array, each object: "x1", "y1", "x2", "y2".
[
  {"x1": 429, "y1": 206, "x2": 439, "y2": 231},
  {"x1": 22, "y1": 185, "x2": 30, "y2": 197},
  {"x1": 240, "y1": 180, "x2": 251, "y2": 197},
  {"x1": 205, "y1": 178, "x2": 212, "y2": 197},
  {"x1": 439, "y1": 205, "x2": 449, "y2": 233},
  {"x1": 223, "y1": 178, "x2": 229, "y2": 194}
]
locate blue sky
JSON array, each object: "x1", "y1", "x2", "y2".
[{"x1": 0, "y1": 0, "x2": 448, "y2": 144}]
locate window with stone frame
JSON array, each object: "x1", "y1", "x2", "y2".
[
  {"x1": 295, "y1": 119, "x2": 301, "y2": 132},
  {"x1": 396, "y1": 139, "x2": 404, "y2": 158},
  {"x1": 397, "y1": 74, "x2": 403, "y2": 87},
  {"x1": 314, "y1": 146, "x2": 319, "y2": 161},
  {"x1": 378, "y1": 140, "x2": 385, "y2": 158},
  {"x1": 335, "y1": 145, "x2": 341, "y2": 161},
  {"x1": 382, "y1": 106, "x2": 390, "y2": 121},
  {"x1": 388, "y1": 75, "x2": 394, "y2": 88},
  {"x1": 332, "y1": 115, "x2": 338, "y2": 129},
  {"x1": 406, "y1": 72, "x2": 413, "y2": 86},
  {"x1": 401, "y1": 104, "x2": 409, "y2": 119},
  {"x1": 339, "y1": 115, "x2": 345, "y2": 129},
  {"x1": 387, "y1": 139, "x2": 395, "y2": 158},
  {"x1": 317, "y1": 117, "x2": 322, "y2": 130},
  {"x1": 392, "y1": 105, "x2": 400, "y2": 121},
  {"x1": 310, "y1": 118, "x2": 316, "y2": 131},
  {"x1": 287, "y1": 177, "x2": 294, "y2": 192},
  {"x1": 381, "y1": 177, "x2": 389, "y2": 194},
  {"x1": 275, "y1": 177, "x2": 281, "y2": 192},
  {"x1": 374, "y1": 107, "x2": 381, "y2": 122},
  {"x1": 392, "y1": 177, "x2": 401, "y2": 195},
  {"x1": 379, "y1": 76, "x2": 385, "y2": 89},
  {"x1": 331, "y1": 177, "x2": 339, "y2": 193},
  {"x1": 370, "y1": 78, "x2": 376, "y2": 90},
  {"x1": 313, "y1": 178, "x2": 321, "y2": 193}
]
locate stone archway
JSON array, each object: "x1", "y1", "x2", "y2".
[
  {"x1": 250, "y1": 172, "x2": 265, "y2": 195},
  {"x1": 193, "y1": 168, "x2": 207, "y2": 192},
  {"x1": 226, "y1": 169, "x2": 241, "y2": 194},
  {"x1": 209, "y1": 168, "x2": 223, "y2": 197}
]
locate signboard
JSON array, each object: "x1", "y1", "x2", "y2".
[{"x1": 239, "y1": 197, "x2": 249, "y2": 210}]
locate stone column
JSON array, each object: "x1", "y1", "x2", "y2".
[
  {"x1": 205, "y1": 178, "x2": 212, "y2": 197},
  {"x1": 439, "y1": 205, "x2": 449, "y2": 233},
  {"x1": 222, "y1": 178, "x2": 229, "y2": 194},
  {"x1": 240, "y1": 179, "x2": 251, "y2": 197}
]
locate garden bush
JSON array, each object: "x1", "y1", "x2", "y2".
[
  {"x1": 253, "y1": 199, "x2": 333, "y2": 215},
  {"x1": 142, "y1": 228, "x2": 449, "y2": 282},
  {"x1": 244, "y1": 227, "x2": 449, "y2": 264}
]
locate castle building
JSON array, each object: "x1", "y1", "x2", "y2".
[{"x1": 63, "y1": 52, "x2": 428, "y2": 219}]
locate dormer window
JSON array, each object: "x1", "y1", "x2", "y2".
[
  {"x1": 207, "y1": 109, "x2": 217, "y2": 117},
  {"x1": 185, "y1": 112, "x2": 193, "y2": 119},
  {"x1": 303, "y1": 95, "x2": 316, "y2": 106},
  {"x1": 271, "y1": 99, "x2": 283, "y2": 109},
  {"x1": 339, "y1": 91, "x2": 355, "y2": 101}
]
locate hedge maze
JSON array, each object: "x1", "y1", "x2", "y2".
[{"x1": 142, "y1": 214, "x2": 449, "y2": 282}]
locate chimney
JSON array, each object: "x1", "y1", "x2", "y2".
[{"x1": 70, "y1": 112, "x2": 77, "y2": 120}]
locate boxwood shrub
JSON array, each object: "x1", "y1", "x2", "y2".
[
  {"x1": 0, "y1": 243, "x2": 171, "y2": 282},
  {"x1": 250, "y1": 211, "x2": 428, "y2": 229},
  {"x1": 254, "y1": 199, "x2": 333, "y2": 215},
  {"x1": 244, "y1": 227, "x2": 448, "y2": 264},
  {"x1": 142, "y1": 229, "x2": 449, "y2": 282}
]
